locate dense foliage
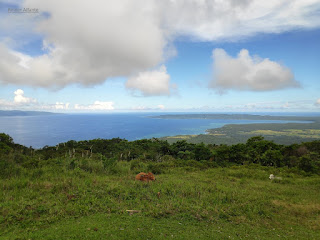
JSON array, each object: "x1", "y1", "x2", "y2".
[{"x1": 1, "y1": 133, "x2": 319, "y2": 179}]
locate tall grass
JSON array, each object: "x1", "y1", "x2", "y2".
[{"x1": 1, "y1": 159, "x2": 319, "y2": 239}]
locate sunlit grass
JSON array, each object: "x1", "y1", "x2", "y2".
[
  {"x1": 245, "y1": 129, "x2": 320, "y2": 138},
  {"x1": 1, "y1": 162, "x2": 319, "y2": 239}
]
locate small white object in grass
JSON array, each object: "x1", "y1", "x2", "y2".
[{"x1": 269, "y1": 174, "x2": 282, "y2": 180}]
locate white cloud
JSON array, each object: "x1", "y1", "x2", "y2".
[
  {"x1": 0, "y1": 2, "x2": 43, "y2": 48},
  {"x1": 126, "y1": 65, "x2": 173, "y2": 96},
  {"x1": 0, "y1": 89, "x2": 115, "y2": 111},
  {"x1": 210, "y1": 48, "x2": 299, "y2": 92},
  {"x1": 315, "y1": 99, "x2": 320, "y2": 106},
  {"x1": 54, "y1": 102, "x2": 69, "y2": 110},
  {"x1": 157, "y1": 104, "x2": 165, "y2": 110},
  {"x1": 36, "y1": 102, "x2": 69, "y2": 111},
  {"x1": 0, "y1": 88, "x2": 37, "y2": 109},
  {"x1": 160, "y1": 0, "x2": 320, "y2": 41},
  {"x1": 74, "y1": 101, "x2": 114, "y2": 111},
  {"x1": 131, "y1": 106, "x2": 150, "y2": 111},
  {"x1": 131, "y1": 104, "x2": 166, "y2": 111},
  {"x1": 13, "y1": 89, "x2": 37, "y2": 104},
  {"x1": 225, "y1": 100, "x2": 318, "y2": 111},
  {"x1": 0, "y1": 0, "x2": 320, "y2": 89},
  {"x1": 282, "y1": 102, "x2": 290, "y2": 108},
  {"x1": 0, "y1": 98, "x2": 15, "y2": 109},
  {"x1": 0, "y1": 0, "x2": 168, "y2": 88}
]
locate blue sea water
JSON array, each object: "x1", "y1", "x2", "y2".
[{"x1": 0, "y1": 112, "x2": 316, "y2": 148}]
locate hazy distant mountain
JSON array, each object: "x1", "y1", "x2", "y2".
[{"x1": 0, "y1": 110, "x2": 59, "y2": 116}]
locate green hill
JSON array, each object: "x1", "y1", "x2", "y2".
[{"x1": 1, "y1": 133, "x2": 319, "y2": 239}]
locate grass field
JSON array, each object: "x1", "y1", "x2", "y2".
[
  {"x1": 1, "y1": 162, "x2": 319, "y2": 239},
  {"x1": 245, "y1": 129, "x2": 320, "y2": 139}
]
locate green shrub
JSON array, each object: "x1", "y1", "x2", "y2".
[
  {"x1": 0, "y1": 157, "x2": 23, "y2": 179},
  {"x1": 147, "y1": 162, "x2": 166, "y2": 174}
]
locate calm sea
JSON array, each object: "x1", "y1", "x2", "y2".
[{"x1": 0, "y1": 112, "x2": 316, "y2": 148}]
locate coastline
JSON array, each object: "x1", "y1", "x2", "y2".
[{"x1": 157, "y1": 114, "x2": 320, "y2": 145}]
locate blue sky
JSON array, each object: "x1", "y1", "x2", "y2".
[{"x1": 1, "y1": 0, "x2": 320, "y2": 112}]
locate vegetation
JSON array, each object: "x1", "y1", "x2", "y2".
[
  {"x1": 156, "y1": 113, "x2": 320, "y2": 145},
  {"x1": 1, "y1": 133, "x2": 320, "y2": 239},
  {"x1": 163, "y1": 122, "x2": 320, "y2": 145},
  {"x1": 152, "y1": 113, "x2": 319, "y2": 122}
]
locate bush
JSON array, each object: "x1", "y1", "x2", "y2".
[
  {"x1": 298, "y1": 155, "x2": 319, "y2": 174},
  {"x1": 0, "y1": 157, "x2": 23, "y2": 179},
  {"x1": 147, "y1": 162, "x2": 167, "y2": 174}
]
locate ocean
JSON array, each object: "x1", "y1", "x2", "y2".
[{"x1": 0, "y1": 112, "x2": 316, "y2": 148}]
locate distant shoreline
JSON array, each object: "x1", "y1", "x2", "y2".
[
  {"x1": 157, "y1": 114, "x2": 320, "y2": 145},
  {"x1": 151, "y1": 113, "x2": 319, "y2": 122},
  {"x1": 0, "y1": 110, "x2": 60, "y2": 117}
]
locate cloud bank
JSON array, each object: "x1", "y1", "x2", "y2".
[
  {"x1": 53, "y1": 102, "x2": 69, "y2": 110},
  {"x1": 210, "y1": 48, "x2": 299, "y2": 92},
  {"x1": 131, "y1": 104, "x2": 166, "y2": 111},
  {"x1": 126, "y1": 65, "x2": 173, "y2": 96},
  {"x1": 0, "y1": 89, "x2": 114, "y2": 111},
  {"x1": 0, "y1": 0, "x2": 319, "y2": 91},
  {"x1": 74, "y1": 101, "x2": 114, "y2": 111}
]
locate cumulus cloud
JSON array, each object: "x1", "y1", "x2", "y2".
[
  {"x1": 126, "y1": 65, "x2": 173, "y2": 96},
  {"x1": 13, "y1": 89, "x2": 37, "y2": 104},
  {"x1": 74, "y1": 101, "x2": 114, "y2": 111},
  {"x1": 315, "y1": 99, "x2": 320, "y2": 106},
  {"x1": 131, "y1": 104, "x2": 166, "y2": 110},
  {"x1": 210, "y1": 48, "x2": 299, "y2": 92},
  {"x1": 0, "y1": 88, "x2": 37, "y2": 110},
  {"x1": 0, "y1": 0, "x2": 168, "y2": 88},
  {"x1": 0, "y1": 0, "x2": 319, "y2": 89}
]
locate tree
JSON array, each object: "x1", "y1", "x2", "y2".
[
  {"x1": 0, "y1": 133, "x2": 13, "y2": 145},
  {"x1": 194, "y1": 143, "x2": 212, "y2": 161},
  {"x1": 0, "y1": 133, "x2": 13, "y2": 154},
  {"x1": 299, "y1": 155, "x2": 317, "y2": 173},
  {"x1": 170, "y1": 140, "x2": 195, "y2": 156},
  {"x1": 260, "y1": 149, "x2": 283, "y2": 167},
  {"x1": 177, "y1": 150, "x2": 195, "y2": 160},
  {"x1": 214, "y1": 144, "x2": 231, "y2": 165},
  {"x1": 246, "y1": 136, "x2": 280, "y2": 163},
  {"x1": 229, "y1": 143, "x2": 248, "y2": 164}
]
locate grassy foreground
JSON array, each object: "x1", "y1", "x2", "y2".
[{"x1": 1, "y1": 162, "x2": 319, "y2": 239}]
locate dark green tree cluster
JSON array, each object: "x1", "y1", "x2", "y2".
[{"x1": 1, "y1": 133, "x2": 319, "y2": 179}]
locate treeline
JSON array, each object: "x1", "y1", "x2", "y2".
[{"x1": 1, "y1": 133, "x2": 319, "y2": 178}]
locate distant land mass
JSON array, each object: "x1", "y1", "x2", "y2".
[
  {"x1": 0, "y1": 110, "x2": 58, "y2": 117},
  {"x1": 154, "y1": 114, "x2": 320, "y2": 145},
  {"x1": 152, "y1": 113, "x2": 318, "y2": 122}
]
